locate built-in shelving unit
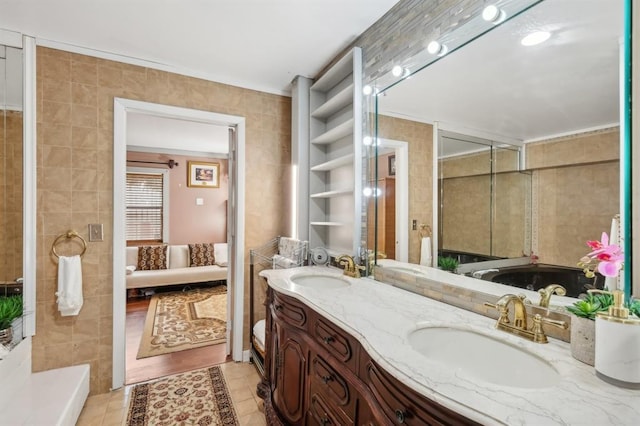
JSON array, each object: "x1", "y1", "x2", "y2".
[{"x1": 308, "y1": 47, "x2": 363, "y2": 255}]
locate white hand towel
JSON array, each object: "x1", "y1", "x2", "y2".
[
  {"x1": 56, "y1": 255, "x2": 83, "y2": 316},
  {"x1": 420, "y1": 237, "x2": 432, "y2": 266}
]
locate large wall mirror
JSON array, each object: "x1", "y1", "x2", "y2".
[
  {"x1": 372, "y1": 0, "x2": 630, "y2": 300},
  {"x1": 0, "y1": 44, "x2": 24, "y2": 291}
]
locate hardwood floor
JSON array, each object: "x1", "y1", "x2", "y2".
[{"x1": 125, "y1": 293, "x2": 229, "y2": 385}]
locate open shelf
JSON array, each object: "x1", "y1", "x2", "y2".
[
  {"x1": 311, "y1": 83, "x2": 354, "y2": 120},
  {"x1": 310, "y1": 189, "x2": 353, "y2": 198},
  {"x1": 311, "y1": 118, "x2": 354, "y2": 145},
  {"x1": 310, "y1": 154, "x2": 354, "y2": 172}
]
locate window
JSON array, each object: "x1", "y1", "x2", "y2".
[{"x1": 126, "y1": 172, "x2": 165, "y2": 243}]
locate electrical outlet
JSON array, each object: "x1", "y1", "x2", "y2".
[{"x1": 88, "y1": 223, "x2": 103, "y2": 242}]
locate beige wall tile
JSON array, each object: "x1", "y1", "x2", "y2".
[{"x1": 36, "y1": 46, "x2": 291, "y2": 395}]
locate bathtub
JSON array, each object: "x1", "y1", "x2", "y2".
[
  {"x1": 478, "y1": 264, "x2": 604, "y2": 298},
  {"x1": 438, "y1": 250, "x2": 503, "y2": 264}
]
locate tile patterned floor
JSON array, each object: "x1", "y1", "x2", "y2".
[{"x1": 76, "y1": 362, "x2": 265, "y2": 426}]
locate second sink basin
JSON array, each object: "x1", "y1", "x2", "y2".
[
  {"x1": 290, "y1": 274, "x2": 351, "y2": 289},
  {"x1": 407, "y1": 327, "x2": 560, "y2": 389}
]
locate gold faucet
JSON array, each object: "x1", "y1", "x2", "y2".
[
  {"x1": 336, "y1": 255, "x2": 360, "y2": 278},
  {"x1": 538, "y1": 284, "x2": 566, "y2": 308},
  {"x1": 485, "y1": 294, "x2": 567, "y2": 343}
]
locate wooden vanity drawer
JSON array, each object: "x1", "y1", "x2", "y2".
[
  {"x1": 312, "y1": 316, "x2": 357, "y2": 371},
  {"x1": 365, "y1": 360, "x2": 478, "y2": 426},
  {"x1": 306, "y1": 391, "x2": 349, "y2": 426},
  {"x1": 310, "y1": 354, "x2": 355, "y2": 423},
  {"x1": 272, "y1": 291, "x2": 308, "y2": 330}
]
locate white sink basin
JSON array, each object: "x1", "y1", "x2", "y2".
[
  {"x1": 407, "y1": 327, "x2": 559, "y2": 388},
  {"x1": 290, "y1": 274, "x2": 351, "y2": 289}
]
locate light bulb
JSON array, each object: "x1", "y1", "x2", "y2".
[
  {"x1": 363, "y1": 85, "x2": 373, "y2": 95},
  {"x1": 363, "y1": 136, "x2": 372, "y2": 146},
  {"x1": 482, "y1": 5, "x2": 506, "y2": 24},
  {"x1": 521, "y1": 31, "x2": 551, "y2": 46},
  {"x1": 363, "y1": 187, "x2": 373, "y2": 197},
  {"x1": 427, "y1": 41, "x2": 448, "y2": 57},
  {"x1": 392, "y1": 65, "x2": 403, "y2": 77}
]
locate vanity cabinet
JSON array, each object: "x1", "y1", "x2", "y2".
[{"x1": 259, "y1": 287, "x2": 478, "y2": 426}]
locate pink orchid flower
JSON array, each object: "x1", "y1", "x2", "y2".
[{"x1": 585, "y1": 232, "x2": 624, "y2": 277}]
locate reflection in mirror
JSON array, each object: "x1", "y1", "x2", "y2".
[
  {"x1": 374, "y1": 0, "x2": 623, "y2": 300},
  {"x1": 0, "y1": 44, "x2": 24, "y2": 346}
]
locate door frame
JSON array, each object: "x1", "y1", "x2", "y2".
[{"x1": 112, "y1": 98, "x2": 246, "y2": 390}]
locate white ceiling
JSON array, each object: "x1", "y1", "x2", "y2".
[
  {"x1": 0, "y1": 0, "x2": 399, "y2": 95},
  {"x1": 378, "y1": 0, "x2": 622, "y2": 145}
]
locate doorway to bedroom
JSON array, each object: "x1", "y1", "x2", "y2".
[{"x1": 112, "y1": 99, "x2": 246, "y2": 389}]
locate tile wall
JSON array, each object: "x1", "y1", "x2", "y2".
[
  {"x1": 0, "y1": 111, "x2": 23, "y2": 281},
  {"x1": 35, "y1": 47, "x2": 291, "y2": 394},
  {"x1": 377, "y1": 115, "x2": 432, "y2": 264}
]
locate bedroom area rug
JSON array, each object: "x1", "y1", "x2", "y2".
[
  {"x1": 125, "y1": 366, "x2": 239, "y2": 426},
  {"x1": 136, "y1": 285, "x2": 227, "y2": 359}
]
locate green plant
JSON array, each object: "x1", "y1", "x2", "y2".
[
  {"x1": 629, "y1": 298, "x2": 640, "y2": 318},
  {"x1": 437, "y1": 256, "x2": 459, "y2": 272},
  {"x1": 0, "y1": 296, "x2": 23, "y2": 329},
  {"x1": 566, "y1": 292, "x2": 613, "y2": 320}
]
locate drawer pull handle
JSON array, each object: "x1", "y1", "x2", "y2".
[
  {"x1": 322, "y1": 336, "x2": 335, "y2": 344},
  {"x1": 321, "y1": 374, "x2": 333, "y2": 384},
  {"x1": 395, "y1": 409, "x2": 407, "y2": 424},
  {"x1": 320, "y1": 417, "x2": 331, "y2": 426},
  {"x1": 274, "y1": 304, "x2": 283, "y2": 311}
]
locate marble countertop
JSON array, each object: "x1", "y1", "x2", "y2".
[{"x1": 260, "y1": 266, "x2": 639, "y2": 425}]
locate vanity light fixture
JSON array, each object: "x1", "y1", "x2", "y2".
[
  {"x1": 521, "y1": 31, "x2": 551, "y2": 46},
  {"x1": 482, "y1": 5, "x2": 507, "y2": 24},
  {"x1": 427, "y1": 40, "x2": 448, "y2": 57},
  {"x1": 391, "y1": 65, "x2": 411, "y2": 78},
  {"x1": 363, "y1": 136, "x2": 381, "y2": 146}
]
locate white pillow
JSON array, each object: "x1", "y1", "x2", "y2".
[
  {"x1": 214, "y1": 243, "x2": 228, "y2": 267},
  {"x1": 126, "y1": 265, "x2": 137, "y2": 275}
]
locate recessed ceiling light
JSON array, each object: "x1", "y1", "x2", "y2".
[{"x1": 521, "y1": 31, "x2": 551, "y2": 46}]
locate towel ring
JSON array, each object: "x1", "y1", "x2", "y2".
[{"x1": 52, "y1": 230, "x2": 87, "y2": 259}]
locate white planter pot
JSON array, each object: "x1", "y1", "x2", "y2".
[{"x1": 570, "y1": 316, "x2": 595, "y2": 366}]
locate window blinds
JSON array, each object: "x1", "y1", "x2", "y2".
[{"x1": 126, "y1": 173, "x2": 163, "y2": 241}]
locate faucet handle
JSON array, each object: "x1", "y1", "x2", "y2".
[{"x1": 530, "y1": 314, "x2": 568, "y2": 343}]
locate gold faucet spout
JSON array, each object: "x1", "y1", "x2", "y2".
[
  {"x1": 495, "y1": 294, "x2": 528, "y2": 329},
  {"x1": 538, "y1": 284, "x2": 566, "y2": 308},
  {"x1": 337, "y1": 254, "x2": 360, "y2": 278}
]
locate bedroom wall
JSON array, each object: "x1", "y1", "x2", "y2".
[{"x1": 126, "y1": 152, "x2": 229, "y2": 245}]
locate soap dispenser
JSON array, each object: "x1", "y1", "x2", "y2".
[{"x1": 588, "y1": 289, "x2": 640, "y2": 389}]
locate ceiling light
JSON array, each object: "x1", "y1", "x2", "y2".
[
  {"x1": 427, "y1": 41, "x2": 448, "y2": 57},
  {"x1": 521, "y1": 31, "x2": 551, "y2": 46},
  {"x1": 482, "y1": 5, "x2": 506, "y2": 24}
]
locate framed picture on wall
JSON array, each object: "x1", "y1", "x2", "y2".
[
  {"x1": 187, "y1": 161, "x2": 220, "y2": 188},
  {"x1": 388, "y1": 154, "x2": 396, "y2": 176}
]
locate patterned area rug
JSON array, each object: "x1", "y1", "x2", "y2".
[
  {"x1": 137, "y1": 286, "x2": 227, "y2": 359},
  {"x1": 125, "y1": 366, "x2": 239, "y2": 426}
]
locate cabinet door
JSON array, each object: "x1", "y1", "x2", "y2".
[{"x1": 273, "y1": 325, "x2": 308, "y2": 425}]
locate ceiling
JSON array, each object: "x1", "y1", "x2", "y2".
[
  {"x1": 0, "y1": 0, "x2": 399, "y2": 95},
  {"x1": 378, "y1": 0, "x2": 622, "y2": 146}
]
